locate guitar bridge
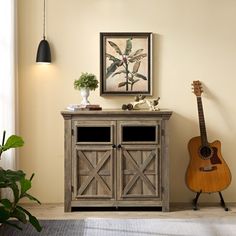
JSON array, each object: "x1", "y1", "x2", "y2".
[{"x1": 199, "y1": 165, "x2": 217, "y2": 172}]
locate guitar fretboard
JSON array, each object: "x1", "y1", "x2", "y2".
[{"x1": 197, "y1": 96, "x2": 208, "y2": 145}]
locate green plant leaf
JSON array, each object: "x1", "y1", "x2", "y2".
[
  {"x1": 2, "y1": 220, "x2": 23, "y2": 230},
  {"x1": 9, "y1": 182, "x2": 20, "y2": 203},
  {"x1": 0, "y1": 169, "x2": 25, "y2": 183},
  {"x1": 129, "y1": 53, "x2": 147, "y2": 63},
  {"x1": 74, "y1": 72, "x2": 98, "y2": 91},
  {"x1": 17, "y1": 206, "x2": 42, "y2": 232},
  {"x1": 124, "y1": 38, "x2": 132, "y2": 55},
  {"x1": 0, "y1": 206, "x2": 10, "y2": 221},
  {"x1": 108, "y1": 41, "x2": 122, "y2": 55},
  {"x1": 1, "y1": 135, "x2": 24, "y2": 152},
  {"x1": 135, "y1": 73, "x2": 147, "y2": 80},
  {"x1": 23, "y1": 193, "x2": 41, "y2": 204},
  {"x1": 12, "y1": 208, "x2": 27, "y2": 224},
  {"x1": 106, "y1": 61, "x2": 120, "y2": 79},
  {"x1": 20, "y1": 178, "x2": 31, "y2": 195},
  {"x1": 0, "y1": 199, "x2": 12, "y2": 209},
  {"x1": 111, "y1": 70, "x2": 126, "y2": 77},
  {"x1": 118, "y1": 82, "x2": 128, "y2": 88},
  {"x1": 132, "y1": 61, "x2": 141, "y2": 73}
]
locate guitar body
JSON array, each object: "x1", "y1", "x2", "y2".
[{"x1": 186, "y1": 136, "x2": 231, "y2": 193}]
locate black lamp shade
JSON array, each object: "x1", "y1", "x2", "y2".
[{"x1": 36, "y1": 39, "x2": 51, "y2": 63}]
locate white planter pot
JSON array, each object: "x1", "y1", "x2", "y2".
[{"x1": 80, "y1": 88, "x2": 90, "y2": 105}]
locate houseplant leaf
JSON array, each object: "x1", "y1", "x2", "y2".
[
  {"x1": 0, "y1": 199, "x2": 12, "y2": 209},
  {"x1": 17, "y1": 206, "x2": 42, "y2": 232},
  {"x1": 20, "y1": 178, "x2": 31, "y2": 195},
  {"x1": 1, "y1": 135, "x2": 24, "y2": 152},
  {"x1": 12, "y1": 207, "x2": 27, "y2": 224}
]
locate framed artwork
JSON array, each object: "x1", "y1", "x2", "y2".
[{"x1": 100, "y1": 32, "x2": 152, "y2": 96}]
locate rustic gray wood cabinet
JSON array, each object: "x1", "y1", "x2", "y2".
[{"x1": 61, "y1": 109, "x2": 172, "y2": 212}]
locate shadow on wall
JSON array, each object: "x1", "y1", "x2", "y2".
[{"x1": 169, "y1": 112, "x2": 198, "y2": 203}]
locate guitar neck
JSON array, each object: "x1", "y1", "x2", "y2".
[{"x1": 197, "y1": 96, "x2": 208, "y2": 145}]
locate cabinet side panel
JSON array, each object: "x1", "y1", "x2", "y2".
[
  {"x1": 64, "y1": 118, "x2": 72, "y2": 212},
  {"x1": 161, "y1": 120, "x2": 170, "y2": 212}
]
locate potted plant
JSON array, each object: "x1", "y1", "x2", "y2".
[
  {"x1": 74, "y1": 72, "x2": 99, "y2": 105},
  {"x1": 0, "y1": 131, "x2": 42, "y2": 232}
]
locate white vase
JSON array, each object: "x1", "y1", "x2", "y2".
[{"x1": 80, "y1": 88, "x2": 90, "y2": 105}]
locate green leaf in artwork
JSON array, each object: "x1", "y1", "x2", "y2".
[
  {"x1": 132, "y1": 79, "x2": 140, "y2": 84},
  {"x1": 118, "y1": 82, "x2": 128, "y2": 88},
  {"x1": 129, "y1": 53, "x2": 147, "y2": 63},
  {"x1": 111, "y1": 70, "x2": 127, "y2": 77},
  {"x1": 105, "y1": 53, "x2": 120, "y2": 62},
  {"x1": 135, "y1": 73, "x2": 147, "y2": 80},
  {"x1": 124, "y1": 38, "x2": 132, "y2": 55},
  {"x1": 108, "y1": 41, "x2": 122, "y2": 55},
  {"x1": 132, "y1": 61, "x2": 141, "y2": 73},
  {"x1": 129, "y1": 49, "x2": 144, "y2": 58},
  {"x1": 106, "y1": 61, "x2": 120, "y2": 78}
]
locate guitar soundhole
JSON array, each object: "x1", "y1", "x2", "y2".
[{"x1": 200, "y1": 146, "x2": 212, "y2": 159}]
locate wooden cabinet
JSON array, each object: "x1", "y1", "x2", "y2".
[{"x1": 61, "y1": 110, "x2": 172, "y2": 212}]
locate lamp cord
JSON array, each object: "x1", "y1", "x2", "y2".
[{"x1": 43, "y1": 0, "x2": 46, "y2": 39}]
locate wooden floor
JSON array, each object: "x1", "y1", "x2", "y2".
[{"x1": 22, "y1": 203, "x2": 236, "y2": 220}]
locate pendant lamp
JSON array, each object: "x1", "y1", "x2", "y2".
[{"x1": 36, "y1": 0, "x2": 51, "y2": 63}]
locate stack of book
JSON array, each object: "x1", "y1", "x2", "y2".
[{"x1": 66, "y1": 104, "x2": 102, "y2": 111}]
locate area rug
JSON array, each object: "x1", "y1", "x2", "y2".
[{"x1": 0, "y1": 218, "x2": 236, "y2": 236}]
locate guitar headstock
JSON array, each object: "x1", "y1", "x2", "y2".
[{"x1": 192, "y1": 80, "x2": 203, "y2": 97}]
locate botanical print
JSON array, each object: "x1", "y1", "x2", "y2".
[{"x1": 100, "y1": 33, "x2": 152, "y2": 95}]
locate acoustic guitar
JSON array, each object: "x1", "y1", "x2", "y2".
[{"x1": 186, "y1": 81, "x2": 231, "y2": 193}]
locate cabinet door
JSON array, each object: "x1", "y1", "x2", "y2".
[
  {"x1": 117, "y1": 145, "x2": 160, "y2": 199},
  {"x1": 117, "y1": 121, "x2": 161, "y2": 200},
  {"x1": 72, "y1": 121, "x2": 116, "y2": 200}
]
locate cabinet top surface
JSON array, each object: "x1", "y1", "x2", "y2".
[{"x1": 61, "y1": 109, "x2": 172, "y2": 119}]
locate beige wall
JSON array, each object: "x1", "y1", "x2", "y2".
[{"x1": 18, "y1": 0, "x2": 236, "y2": 203}]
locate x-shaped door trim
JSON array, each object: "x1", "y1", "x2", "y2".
[
  {"x1": 122, "y1": 150, "x2": 156, "y2": 195},
  {"x1": 77, "y1": 150, "x2": 112, "y2": 195}
]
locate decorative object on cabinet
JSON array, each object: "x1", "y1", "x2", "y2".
[
  {"x1": 74, "y1": 72, "x2": 99, "y2": 105},
  {"x1": 100, "y1": 32, "x2": 152, "y2": 96},
  {"x1": 61, "y1": 109, "x2": 172, "y2": 212},
  {"x1": 122, "y1": 95, "x2": 160, "y2": 111},
  {"x1": 36, "y1": 0, "x2": 51, "y2": 63}
]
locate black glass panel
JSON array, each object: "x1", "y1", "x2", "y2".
[
  {"x1": 122, "y1": 126, "x2": 156, "y2": 142},
  {"x1": 77, "y1": 127, "x2": 111, "y2": 142}
]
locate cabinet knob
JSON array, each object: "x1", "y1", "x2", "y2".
[
  {"x1": 117, "y1": 144, "x2": 122, "y2": 149},
  {"x1": 112, "y1": 144, "x2": 116, "y2": 148}
]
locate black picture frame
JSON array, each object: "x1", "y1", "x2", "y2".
[{"x1": 100, "y1": 32, "x2": 153, "y2": 96}]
